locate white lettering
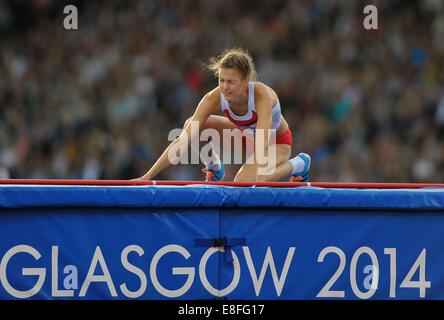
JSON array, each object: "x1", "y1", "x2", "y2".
[
  {"x1": 243, "y1": 246, "x2": 295, "y2": 296},
  {"x1": 199, "y1": 247, "x2": 240, "y2": 297},
  {"x1": 52, "y1": 246, "x2": 74, "y2": 297},
  {"x1": 79, "y1": 246, "x2": 117, "y2": 297},
  {"x1": 120, "y1": 245, "x2": 147, "y2": 298},
  {"x1": 0, "y1": 245, "x2": 46, "y2": 299},
  {"x1": 150, "y1": 244, "x2": 194, "y2": 298}
]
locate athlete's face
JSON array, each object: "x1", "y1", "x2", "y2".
[{"x1": 219, "y1": 68, "x2": 249, "y2": 103}]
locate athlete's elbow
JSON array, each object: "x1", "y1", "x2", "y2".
[{"x1": 183, "y1": 116, "x2": 192, "y2": 129}]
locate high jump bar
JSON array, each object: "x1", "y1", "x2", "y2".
[{"x1": 0, "y1": 179, "x2": 443, "y2": 189}]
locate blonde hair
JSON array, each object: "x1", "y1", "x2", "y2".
[{"x1": 207, "y1": 48, "x2": 257, "y2": 81}]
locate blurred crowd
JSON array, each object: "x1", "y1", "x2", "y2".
[{"x1": 1, "y1": 0, "x2": 444, "y2": 182}]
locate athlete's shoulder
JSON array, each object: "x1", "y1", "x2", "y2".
[
  {"x1": 199, "y1": 87, "x2": 221, "y2": 113},
  {"x1": 203, "y1": 86, "x2": 221, "y2": 103},
  {"x1": 253, "y1": 81, "x2": 276, "y2": 103},
  {"x1": 253, "y1": 81, "x2": 270, "y2": 90}
]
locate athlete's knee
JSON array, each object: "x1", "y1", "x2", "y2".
[
  {"x1": 234, "y1": 173, "x2": 252, "y2": 182},
  {"x1": 255, "y1": 166, "x2": 277, "y2": 182},
  {"x1": 234, "y1": 167, "x2": 256, "y2": 182},
  {"x1": 255, "y1": 174, "x2": 269, "y2": 182}
]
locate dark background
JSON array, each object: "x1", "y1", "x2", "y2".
[{"x1": 1, "y1": 0, "x2": 443, "y2": 182}]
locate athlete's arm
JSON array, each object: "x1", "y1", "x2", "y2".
[
  {"x1": 253, "y1": 84, "x2": 273, "y2": 177},
  {"x1": 137, "y1": 89, "x2": 220, "y2": 180}
]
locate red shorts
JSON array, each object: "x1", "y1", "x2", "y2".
[
  {"x1": 241, "y1": 128, "x2": 293, "y2": 150},
  {"x1": 275, "y1": 128, "x2": 293, "y2": 146}
]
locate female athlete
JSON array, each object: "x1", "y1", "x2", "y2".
[{"x1": 137, "y1": 48, "x2": 310, "y2": 182}]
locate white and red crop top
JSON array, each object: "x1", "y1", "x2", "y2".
[{"x1": 220, "y1": 82, "x2": 282, "y2": 130}]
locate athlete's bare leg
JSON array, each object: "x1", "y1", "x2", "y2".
[
  {"x1": 184, "y1": 115, "x2": 246, "y2": 161},
  {"x1": 255, "y1": 144, "x2": 293, "y2": 182},
  {"x1": 183, "y1": 117, "x2": 295, "y2": 182},
  {"x1": 235, "y1": 144, "x2": 292, "y2": 182}
]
